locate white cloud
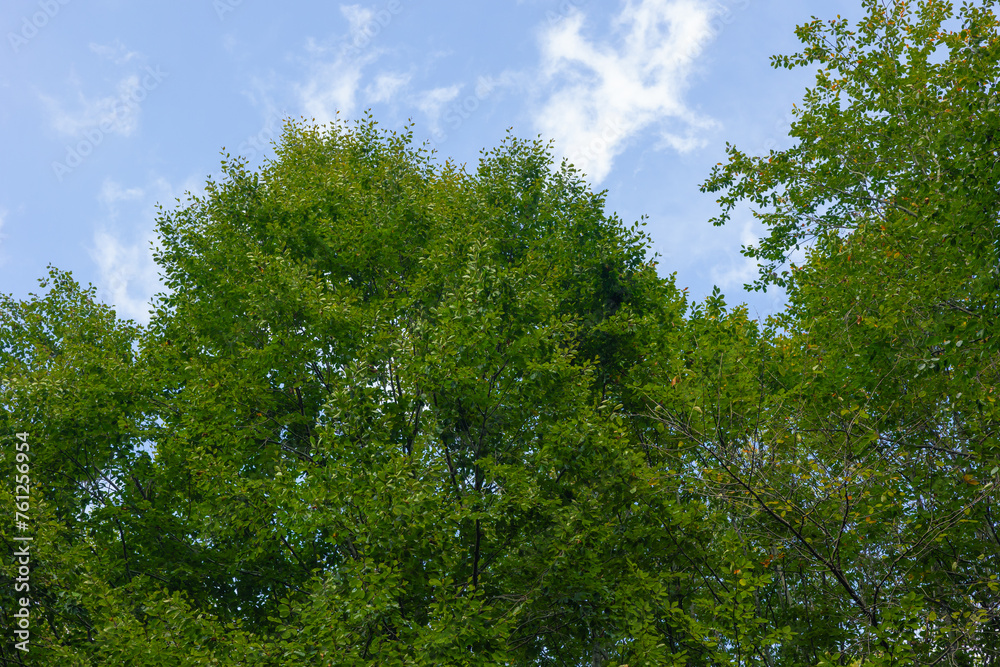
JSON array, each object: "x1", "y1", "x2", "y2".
[
  {"x1": 90, "y1": 176, "x2": 198, "y2": 324},
  {"x1": 89, "y1": 40, "x2": 140, "y2": 65},
  {"x1": 709, "y1": 218, "x2": 759, "y2": 291},
  {"x1": 474, "y1": 70, "x2": 522, "y2": 99},
  {"x1": 296, "y1": 4, "x2": 400, "y2": 123},
  {"x1": 365, "y1": 71, "x2": 411, "y2": 104},
  {"x1": 297, "y1": 39, "x2": 369, "y2": 123},
  {"x1": 533, "y1": 0, "x2": 718, "y2": 182},
  {"x1": 414, "y1": 84, "x2": 462, "y2": 131},
  {"x1": 98, "y1": 180, "x2": 144, "y2": 212},
  {"x1": 92, "y1": 227, "x2": 161, "y2": 324},
  {"x1": 341, "y1": 4, "x2": 376, "y2": 36},
  {"x1": 41, "y1": 72, "x2": 153, "y2": 138}
]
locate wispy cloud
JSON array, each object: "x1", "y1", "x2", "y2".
[
  {"x1": 709, "y1": 217, "x2": 759, "y2": 291},
  {"x1": 296, "y1": 3, "x2": 407, "y2": 123},
  {"x1": 89, "y1": 40, "x2": 140, "y2": 66},
  {"x1": 41, "y1": 72, "x2": 147, "y2": 138},
  {"x1": 342, "y1": 4, "x2": 378, "y2": 38},
  {"x1": 297, "y1": 38, "x2": 370, "y2": 123},
  {"x1": 414, "y1": 84, "x2": 462, "y2": 133},
  {"x1": 92, "y1": 227, "x2": 160, "y2": 324},
  {"x1": 533, "y1": 0, "x2": 718, "y2": 182},
  {"x1": 98, "y1": 180, "x2": 144, "y2": 212},
  {"x1": 41, "y1": 44, "x2": 167, "y2": 154},
  {"x1": 45, "y1": 59, "x2": 168, "y2": 181},
  {"x1": 365, "y1": 71, "x2": 411, "y2": 104},
  {"x1": 90, "y1": 176, "x2": 197, "y2": 324}
]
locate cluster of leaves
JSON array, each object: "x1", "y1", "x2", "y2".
[{"x1": 1, "y1": 2, "x2": 998, "y2": 664}]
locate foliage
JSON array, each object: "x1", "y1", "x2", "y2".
[
  {"x1": 2, "y1": 2, "x2": 999, "y2": 664},
  {"x1": 3, "y1": 118, "x2": 725, "y2": 665},
  {"x1": 700, "y1": 0, "x2": 1000, "y2": 663}
]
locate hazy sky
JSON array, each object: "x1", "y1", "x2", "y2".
[{"x1": 1, "y1": 0, "x2": 862, "y2": 323}]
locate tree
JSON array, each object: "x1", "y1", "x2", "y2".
[
  {"x1": 3, "y1": 117, "x2": 732, "y2": 665},
  {"x1": 695, "y1": 0, "x2": 1000, "y2": 663},
  {"x1": 0, "y1": 270, "x2": 164, "y2": 665}
]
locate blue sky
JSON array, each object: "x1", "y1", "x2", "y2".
[{"x1": 2, "y1": 0, "x2": 862, "y2": 323}]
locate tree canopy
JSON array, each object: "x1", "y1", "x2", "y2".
[{"x1": 2, "y1": 1, "x2": 999, "y2": 665}]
